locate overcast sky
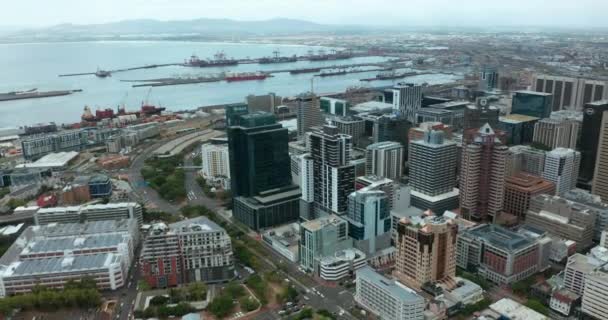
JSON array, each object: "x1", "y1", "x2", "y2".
[{"x1": 2, "y1": 0, "x2": 607, "y2": 28}]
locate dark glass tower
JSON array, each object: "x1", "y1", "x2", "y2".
[
  {"x1": 512, "y1": 91, "x2": 553, "y2": 119},
  {"x1": 227, "y1": 112, "x2": 291, "y2": 197},
  {"x1": 579, "y1": 101, "x2": 608, "y2": 189}
]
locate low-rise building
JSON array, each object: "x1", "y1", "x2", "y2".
[
  {"x1": 261, "y1": 223, "x2": 300, "y2": 263},
  {"x1": 355, "y1": 266, "x2": 425, "y2": 320},
  {"x1": 34, "y1": 202, "x2": 144, "y2": 226},
  {"x1": 0, "y1": 219, "x2": 137, "y2": 297},
  {"x1": 550, "y1": 288, "x2": 580, "y2": 316}
]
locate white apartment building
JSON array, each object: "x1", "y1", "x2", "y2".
[{"x1": 542, "y1": 148, "x2": 580, "y2": 196}]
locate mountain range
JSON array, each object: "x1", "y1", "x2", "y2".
[{"x1": 3, "y1": 18, "x2": 369, "y2": 40}]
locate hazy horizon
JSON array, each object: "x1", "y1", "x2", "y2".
[{"x1": 3, "y1": 0, "x2": 608, "y2": 29}]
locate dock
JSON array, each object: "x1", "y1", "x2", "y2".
[
  {"x1": 59, "y1": 63, "x2": 181, "y2": 77},
  {"x1": 0, "y1": 89, "x2": 82, "y2": 102}
]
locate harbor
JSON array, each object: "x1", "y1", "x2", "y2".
[{"x1": 0, "y1": 89, "x2": 82, "y2": 102}]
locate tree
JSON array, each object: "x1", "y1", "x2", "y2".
[
  {"x1": 169, "y1": 287, "x2": 186, "y2": 303},
  {"x1": 150, "y1": 295, "x2": 169, "y2": 306},
  {"x1": 239, "y1": 296, "x2": 259, "y2": 312},
  {"x1": 188, "y1": 281, "x2": 207, "y2": 301},
  {"x1": 525, "y1": 299, "x2": 549, "y2": 315},
  {"x1": 225, "y1": 282, "x2": 245, "y2": 298},
  {"x1": 208, "y1": 294, "x2": 234, "y2": 318}
]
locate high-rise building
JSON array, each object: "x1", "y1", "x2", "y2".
[
  {"x1": 542, "y1": 148, "x2": 580, "y2": 196},
  {"x1": 140, "y1": 216, "x2": 234, "y2": 288},
  {"x1": 579, "y1": 101, "x2": 608, "y2": 189},
  {"x1": 512, "y1": 91, "x2": 553, "y2": 119},
  {"x1": 409, "y1": 130, "x2": 459, "y2": 213},
  {"x1": 246, "y1": 92, "x2": 281, "y2": 113},
  {"x1": 299, "y1": 214, "x2": 352, "y2": 271},
  {"x1": 296, "y1": 93, "x2": 323, "y2": 138},
  {"x1": 228, "y1": 112, "x2": 300, "y2": 230},
  {"x1": 365, "y1": 141, "x2": 404, "y2": 180},
  {"x1": 355, "y1": 175, "x2": 397, "y2": 210},
  {"x1": 346, "y1": 189, "x2": 391, "y2": 256},
  {"x1": 526, "y1": 194, "x2": 596, "y2": 251},
  {"x1": 309, "y1": 125, "x2": 355, "y2": 216},
  {"x1": 582, "y1": 266, "x2": 608, "y2": 320},
  {"x1": 592, "y1": 110, "x2": 608, "y2": 201},
  {"x1": 506, "y1": 145, "x2": 546, "y2": 177},
  {"x1": 394, "y1": 212, "x2": 458, "y2": 289},
  {"x1": 355, "y1": 266, "x2": 425, "y2": 320},
  {"x1": 393, "y1": 84, "x2": 422, "y2": 123},
  {"x1": 457, "y1": 224, "x2": 540, "y2": 284},
  {"x1": 460, "y1": 124, "x2": 508, "y2": 221},
  {"x1": 372, "y1": 114, "x2": 411, "y2": 155},
  {"x1": 332, "y1": 116, "x2": 365, "y2": 145},
  {"x1": 201, "y1": 143, "x2": 230, "y2": 188},
  {"x1": 503, "y1": 173, "x2": 555, "y2": 218},
  {"x1": 532, "y1": 74, "x2": 608, "y2": 111},
  {"x1": 463, "y1": 100, "x2": 500, "y2": 130},
  {"x1": 533, "y1": 118, "x2": 580, "y2": 150},
  {"x1": 320, "y1": 97, "x2": 349, "y2": 117},
  {"x1": 299, "y1": 154, "x2": 315, "y2": 221},
  {"x1": 228, "y1": 112, "x2": 291, "y2": 197},
  {"x1": 225, "y1": 103, "x2": 249, "y2": 127},
  {"x1": 479, "y1": 66, "x2": 499, "y2": 91}
]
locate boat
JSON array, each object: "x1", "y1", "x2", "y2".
[
  {"x1": 95, "y1": 69, "x2": 111, "y2": 78},
  {"x1": 185, "y1": 51, "x2": 238, "y2": 68},
  {"x1": 317, "y1": 70, "x2": 347, "y2": 77},
  {"x1": 290, "y1": 68, "x2": 321, "y2": 74},
  {"x1": 141, "y1": 104, "x2": 166, "y2": 115},
  {"x1": 225, "y1": 72, "x2": 270, "y2": 82},
  {"x1": 0, "y1": 89, "x2": 81, "y2": 102},
  {"x1": 360, "y1": 71, "x2": 419, "y2": 82}
]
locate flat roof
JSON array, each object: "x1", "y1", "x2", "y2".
[
  {"x1": 35, "y1": 219, "x2": 134, "y2": 237},
  {"x1": 411, "y1": 188, "x2": 459, "y2": 202},
  {"x1": 490, "y1": 298, "x2": 549, "y2": 320},
  {"x1": 515, "y1": 90, "x2": 553, "y2": 96},
  {"x1": 16, "y1": 151, "x2": 79, "y2": 169},
  {"x1": 466, "y1": 224, "x2": 536, "y2": 252},
  {"x1": 500, "y1": 114, "x2": 540, "y2": 124},
  {"x1": 356, "y1": 266, "x2": 423, "y2": 302},
  {"x1": 170, "y1": 216, "x2": 224, "y2": 233},
  {"x1": 351, "y1": 101, "x2": 394, "y2": 113},
  {"x1": 301, "y1": 214, "x2": 345, "y2": 232},
  {"x1": 2, "y1": 253, "x2": 120, "y2": 277},
  {"x1": 22, "y1": 233, "x2": 126, "y2": 254}
]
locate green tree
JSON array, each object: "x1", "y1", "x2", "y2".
[
  {"x1": 208, "y1": 294, "x2": 234, "y2": 318},
  {"x1": 188, "y1": 281, "x2": 207, "y2": 301},
  {"x1": 239, "y1": 296, "x2": 259, "y2": 312},
  {"x1": 525, "y1": 299, "x2": 549, "y2": 315}
]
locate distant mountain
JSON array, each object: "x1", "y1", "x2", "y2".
[{"x1": 4, "y1": 18, "x2": 366, "y2": 40}]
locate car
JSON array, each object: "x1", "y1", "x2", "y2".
[
  {"x1": 303, "y1": 296, "x2": 309, "y2": 301},
  {"x1": 278, "y1": 310, "x2": 286, "y2": 315}
]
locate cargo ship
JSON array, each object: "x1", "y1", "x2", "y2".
[
  {"x1": 308, "y1": 49, "x2": 354, "y2": 61},
  {"x1": 81, "y1": 104, "x2": 165, "y2": 122},
  {"x1": 290, "y1": 68, "x2": 321, "y2": 74},
  {"x1": 360, "y1": 71, "x2": 419, "y2": 82},
  {"x1": 317, "y1": 69, "x2": 347, "y2": 77},
  {"x1": 225, "y1": 72, "x2": 271, "y2": 82},
  {"x1": 185, "y1": 51, "x2": 238, "y2": 68},
  {"x1": 259, "y1": 50, "x2": 298, "y2": 64}
]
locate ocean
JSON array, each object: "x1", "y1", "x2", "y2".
[{"x1": 0, "y1": 41, "x2": 462, "y2": 126}]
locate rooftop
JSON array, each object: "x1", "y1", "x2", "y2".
[
  {"x1": 21, "y1": 233, "x2": 126, "y2": 255},
  {"x1": 16, "y1": 151, "x2": 79, "y2": 169},
  {"x1": 356, "y1": 266, "x2": 423, "y2": 303},
  {"x1": 506, "y1": 173, "x2": 554, "y2": 191},
  {"x1": 500, "y1": 114, "x2": 540, "y2": 124},
  {"x1": 490, "y1": 298, "x2": 548, "y2": 320},
  {"x1": 466, "y1": 224, "x2": 536, "y2": 252},
  {"x1": 515, "y1": 90, "x2": 553, "y2": 96},
  {"x1": 34, "y1": 219, "x2": 134, "y2": 237},
  {"x1": 170, "y1": 216, "x2": 224, "y2": 234},
  {"x1": 301, "y1": 214, "x2": 345, "y2": 232},
  {"x1": 351, "y1": 101, "x2": 394, "y2": 113},
  {"x1": 1, "y1": 253, "x2": 121, "y2": 277}
]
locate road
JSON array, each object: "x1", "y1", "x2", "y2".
[{"x1": 124, "y1": 135, "x2": 358, "y2": 320}]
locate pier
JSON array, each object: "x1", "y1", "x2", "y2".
[{"x1": 0, "y1": 89, "x2": 82, "y2": 102}]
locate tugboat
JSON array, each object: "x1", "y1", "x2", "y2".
[
  {"x1": 95, "y1": 69, "x2": 111, "y2": 78},
  {"x1": 317, "y1": 69, "x2": 348, "y2": 77}
]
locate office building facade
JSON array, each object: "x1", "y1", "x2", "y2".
[
  {"x1": 201, "y1": 143, "x2": 231, "y2": 181},
  {"x1": 592, "y1": 110, "x2": 608, "y2": 201},
  {"x1": 532, "y1": 74, "x2": 608, "y2": 111},
  {"x1": 533, "y1": 118, "x2": 580, "y2": 150},
  {"x1": 332, "y1": 116, "x2": 365, "y2": 145},
  {"x1": 394, "y1": 213, "x2": 458, "y2": 289},
  {"x1": 393, "y1": 84, "x2": 422, "y2": 123},
  {"x1": 409, "y1": 130, "x2": 459, "y2": 213},
  {"x1": 21, "y1": 130, "x2": 88, "y2": 160},
  {"x1": 479, "y1": 66, "x2": 499, "y2": 91},
  {"x1": 365, "y1": 141, "x2": 404, "y2": 180},
  {"x1": 309, "y1": 125, "x2": 355, "y2": 215},
  {"x1": 463, "y1": 100, "x2": 500, "y2": 130},
  {"x1": 34, "y1": 202, "x2": 144, "y2": 226},
  {"x1": 296, "y1": 93, "x2": 323, "y2": 138},
  {"x1": 320, "y1": 97, "x2": 349, "y2": 117},
  {"x1": 542, "y1": 148, "x2": 580, "y2": 196},
  {"x1": 512, "y1": 91, "x2": 553, "y2": 119},
  {"x1": 355, "y1": 266, "x2": 425, "y2": 320},
  {"x1": 579, "y1": 101, "x2": 608, "y2": 188},
  {"x1": 299, "y1": 215, "x2": 352, "y2": 272},
  {"x1": 503, "y1": 173, "x2": 555, "y2": 218},
  {"x1": 140, "y1": 217, "x2": 234, "y2": 288},
  {"x1": 346, "y1": 190, "x2": 391, "y2": 256},
  {"x1": 460, "y1": 125, "x2": 508, "y2": 221}
]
